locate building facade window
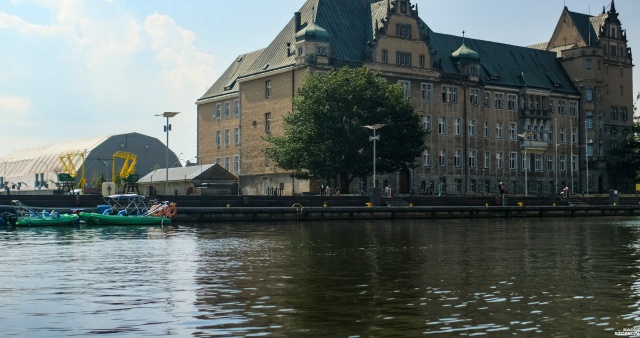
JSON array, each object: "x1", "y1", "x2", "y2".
[
  {"x1": 509, "y1": 152, "x2": 517, "y2": 170},
  {"x1": 442, "y1": 85, "x2": 458, "y2": 103},
  {"x1": 421, "y1": 83, "x2": 432, "y2": 102},
  {"x1": 496, "y1": 122, "x2": 503, "y2": 139},
  {"x1": 559, "y1": 154, "x2": 566, "y2": 172},
  {"x1": 484, "y1": 91, "x2": 491, "y2": 108},
  {"x1": 234, "y1": 155, "x2": 240, "y2": 173},
  {"x1": 438, "y1": 117, "x2": 447, "y2": 135},
  {"x1": 547, "y1": 155, "x2": 555, "y2": 171},
  {"x1": 423, "y1": 116, "x2": 431, "y2": 131},
  {"x1": 509, "y1": 122, "x2": 517, "y2": 140},
  {"x1": 470, "y1": 89, "x2": 479, "y2": 105},
  {"x1": 234, "y1": 100, "x2": 240, "y2": 116},
  {"x1": 396, "y1": 23, "x2": 411, "y2": 38},
  {"x1": 265, "y1": 113, "x2": 271, "y2": 132},
  {"x1": 468, "y1": 119, "x2": 476, "y2": 137},
  {"x1": 224, "y1": 102, "x2": 230, "y2": 117},
  {"x1": 396, "y1": 51, "x2": 411, "y2": 66},
  {"x1": 423, "y1": 149, "x2": 431, "y2": 167},
  {"x1": 398, "y1": 80, "x2": 410, "y2": 98},
  {"x1": 215, "y1": 157, "x2": 221, "y2": 165},
  {"x1": 497, "y1": 152, "x2": 504, "y2": 169},
  {"x1": 484, "y1": 122, "x2": 489, "y2": 138},
  {"x1": 382, "y1": 49, "x2": 388, "y2": 64},
  {"x1": 216, "y1": 130, "x2": 221, "y2": 147},
  {"x1": 468, "y1": 150, "x2": 477, "y2": 168},
  {"x1": 494, "y1": 93, "x2": 504, "y2": 109},
  {"x1": 572, "y1": 155, "x2": 579, "y2": 172},
  {"x1": 224, "y1": 129, "x2": 230, "y2": 145},
  {"x1": 484, "y1": 151, "x2": 491, "y2": 169},
  {"x1": 508, "y1": 94, "x2": 518, "y2": 111},
  {"x1": 535, "y1": 154, "x2": 542, "y2": 172},
  {"x1": 215, "y1": 103, "x2": 221, "y2": 119},
  {"x1": 454, "y1": 118, "x2": 462, "y2": 136},
  {"x1": 224, "y1": 156, "x2": 230, "y2": 171},
  {"x1": 265, "y1": 80, "x2": 272, "y2": 98},
  {"x1": 439, "y1": 149, "x2": 447, "y2": 166},
  {"x1": 569, "y1": 101, "x2": 578, "y2": 116},
  {"x1": 234, "y1": 127, "x2": 241, "y2": 144},
  {"x1": 454, "y1": 149, "x2": 462, "y2": 167},
  {"x1": 419, "y1": 55, "x2": 425, "y2": 68}
]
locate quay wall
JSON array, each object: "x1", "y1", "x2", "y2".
[{"x1": 1, "y1": 193, "x2": 640, "y2": 222}]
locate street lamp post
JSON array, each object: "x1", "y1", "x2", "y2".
[
  {"x1": 156, "y1": 112, "x2": 180, "y2": 195},
  {"x1": 517, "y1": 132, "x2": 533, "y2": 196},
  {"x1": 570, "y1": 117, "x2": 573, "y2": 193},
  {"x1": 585, "y1": 119, "x2": 589, "y2": 194},
  {"x1": 0, "y1": 158, "x2": 7, "y2": 188},
  {"x1": 363, "y1": 124, "x2": 386, "y2": 189},
  {"x1": 554, "y1": 118, "x2": 558, "y2": 194}
]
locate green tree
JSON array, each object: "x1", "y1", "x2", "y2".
[
  {"x1": 266, "y1": 67, "x2": 427, "y2": 193},
  {"x1": 608, "y1": 121, "x2": 640, "y2": 185}
]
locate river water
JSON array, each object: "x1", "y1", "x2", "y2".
[{"x1": 1, "y1": 217, "x2": 640, "y2": 337}]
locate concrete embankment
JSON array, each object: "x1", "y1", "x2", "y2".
[
  {"x1": 2, "y1": 194, "x2": 639, "y2": 222},
  {"x1": 175, "y1": 205, "x2": 640, "y2": 222}
]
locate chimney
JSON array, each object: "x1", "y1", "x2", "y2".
[{"x1": 294, "y1": 12, "x2": 301, "y2": 32}]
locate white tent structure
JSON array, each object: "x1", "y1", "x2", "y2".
[{"x1": 0, "y1": 132, "x2": 180, "y2": 193}]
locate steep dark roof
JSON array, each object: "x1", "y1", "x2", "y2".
[
  {"x1": 429, "y1": 32, "x2": 579, "y2": 95},
  {"x1": 198, "y1": 48, "x2": 264, "y2": 101},
  {"x1": 568, "y1": 10, "x2": 605, "y2": 47}
]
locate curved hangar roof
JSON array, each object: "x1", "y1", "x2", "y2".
[{"x1": 0, "y1": 132, "x2": 179, "y2": 189}]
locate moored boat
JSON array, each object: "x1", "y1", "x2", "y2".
[
  {"x1": 10, "y1": 200, "x2": 80, "y2": 227},
  {"x1": 78, "y1": 194, "x2": 176, "y2": 226}
]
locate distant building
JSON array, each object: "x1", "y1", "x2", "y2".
[
  {"x1": 196, "y1": 0, "x2": 634, "y2": 195},
  {"x1": 137, "y1": 164, "x2": 240, "y2": 196},
  {"x1": 0, "y1": 132, "x2": 180, "y2": 194}
]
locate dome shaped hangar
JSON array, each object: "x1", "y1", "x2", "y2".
[{"x1": 0, "y1": 132, "x2": 180, "y2": 192}]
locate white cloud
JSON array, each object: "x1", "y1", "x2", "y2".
[
  {"x1": 0, "y1": 12, "x2": 71, "y2": 36},
  {"x1": 144, "y1": 13, "x2": 216, "y2": 100},
  {"x1": 0, "y1": 95, "x2": 31, "y2": 116}
]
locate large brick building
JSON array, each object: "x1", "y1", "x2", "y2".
[{"x1": 196, "y1": 0, "x2": 634, "y2": 196}]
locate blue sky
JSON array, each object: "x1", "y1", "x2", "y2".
[{"x1": 1, "y1": 0, "x2": 638, "y2": 165}]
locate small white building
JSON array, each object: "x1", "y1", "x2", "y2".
[{"x1": 138, "y1": 164, "x2": 239, "y2": 196}]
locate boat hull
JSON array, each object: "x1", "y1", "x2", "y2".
[
  {"x1": 15, "y1": 214, "x2": 80, "y2": 227},
  {"x1": 79, "y1": 212, "x2": 172, "y2": 226}
]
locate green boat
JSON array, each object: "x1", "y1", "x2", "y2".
[
  {"x1": 79, "y1": 194, "x2": 176, "y2": 226},
  {"x1": 16, "y1": 213, "x2": 80, "y2": 227},
  {"x1": 11, "y1": 200, "x2": 80, "y2": 227},
  {"x1": 78, "y1": 212, "x2": 171, "y2": 226}
]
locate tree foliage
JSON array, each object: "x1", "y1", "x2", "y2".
[
  {"x1": 265, "y1": 67, "x2": 427, "y2": 193},
  {"x1": 608, "y1": 121, "x2": 640, "y2": 183}
]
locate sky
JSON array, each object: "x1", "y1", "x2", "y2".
[{"x1": 1, "y1": 0, "x2": 638, "y2": 166}]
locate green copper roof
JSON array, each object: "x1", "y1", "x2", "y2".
[
  {"x1": 451, "y1": 42, "x2": 480, "y2": 62},
  {"x1": 295, "y1": 21, "x2": 330, "y2": 42},
  {"x1": 428, "y1": 31, "x2": 579, "y2": 95},
  {"x1": 199, "y1": 0, "x2": 580, "y2": 102}
]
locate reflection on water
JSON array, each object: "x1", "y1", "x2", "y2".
[{"x1": 1, "y1": 217, "x2": 640, "y2": 336}]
